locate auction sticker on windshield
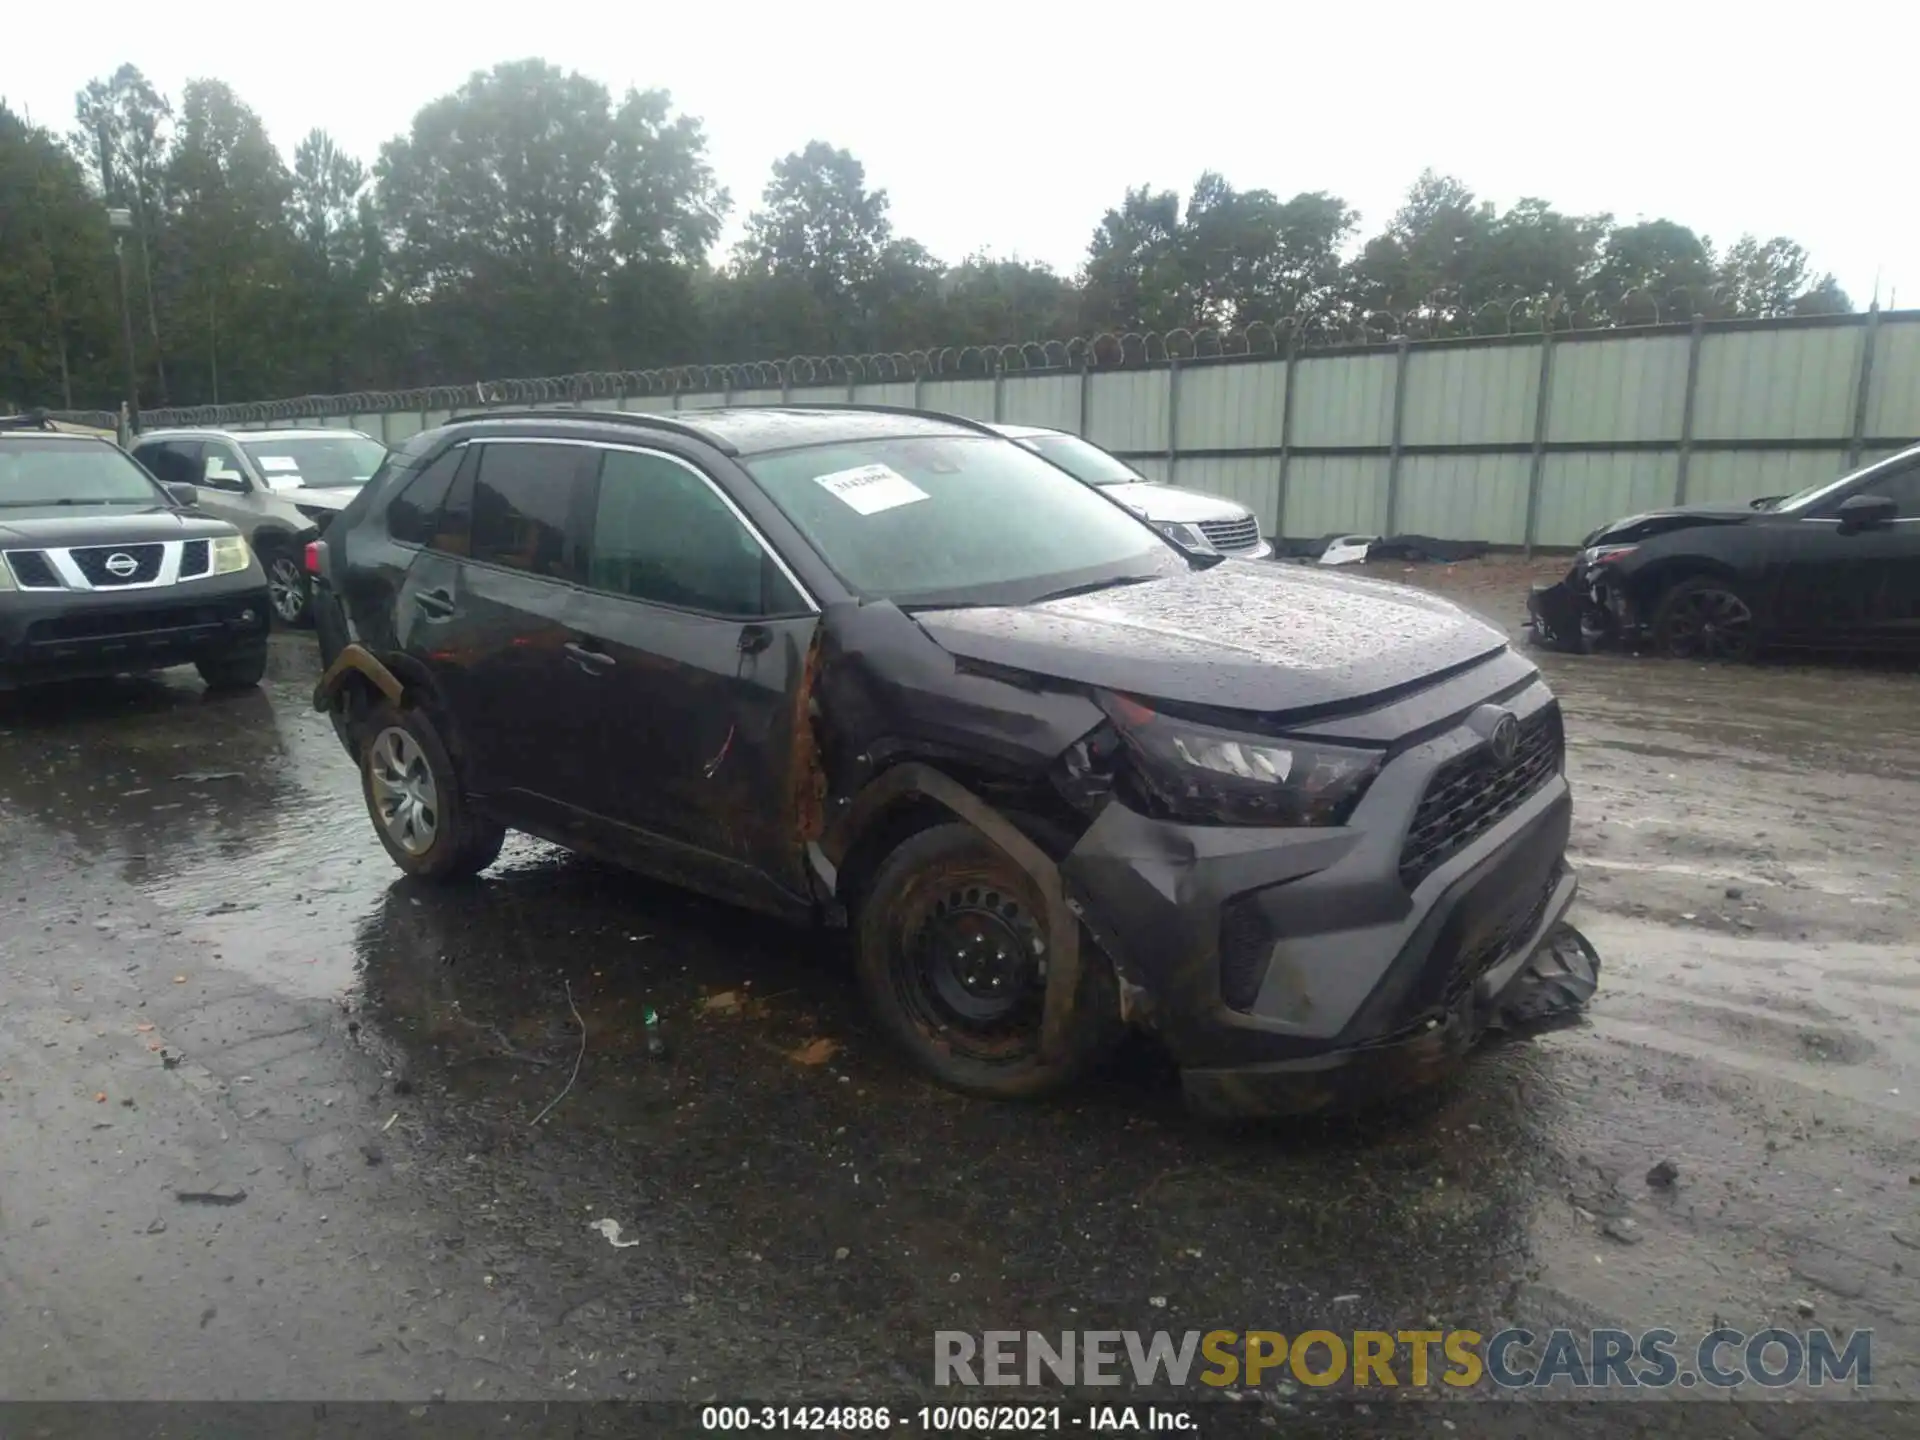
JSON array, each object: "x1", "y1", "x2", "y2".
[{"x1": 813, "y1": 464, "x2": 930, "y2": 516}]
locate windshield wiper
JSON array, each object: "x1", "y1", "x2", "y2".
[
  {"x1": 0, "y1": 497, "x2": 126, "y2": 507},
  {"x1": 1027, "y1": 574, "x2": 1159, "y2": 605}
]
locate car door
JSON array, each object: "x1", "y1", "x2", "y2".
[
  {"x1": 1844, "y1": 462, "x2": 1920, "y2": 647},
  {"x1": 553, "y1": 442, "x2": 820, "y2": 907},
  {"x1": 1772, "y1": 458, "x2": 1920, "y2": 647},
  {"x1": 397, "y1": 438, "x2": 596, "y2": 823}
]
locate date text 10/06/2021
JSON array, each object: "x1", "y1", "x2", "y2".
[{"x1": 701, "y1": 1407, "x2": 1193, "y2": 1432}]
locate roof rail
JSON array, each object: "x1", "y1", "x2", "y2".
[
  {"x1": 770, "y1": 400, "x2": 1004, "y2": 440},
  {"x1": 441, "y1": 406, "x2": 739, "y2": 456}
]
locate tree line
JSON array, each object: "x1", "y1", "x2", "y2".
[{"x1": 1, "y1": 58, "x2": 1852, "y2": 414}]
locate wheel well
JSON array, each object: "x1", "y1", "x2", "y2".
[
  {"x1": 326, "y1": 653, "x2": 462, "y2": 766},
  {"x1": 1627, "y1": 557, "x2": 1744, "y2": 616},
  {"x1": 832, "y1": 775, "x2": 1086, "y2": 911}
]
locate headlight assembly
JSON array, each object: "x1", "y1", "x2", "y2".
[
  {"x1": 210, "y1": 534, "x2": 252, "y2": 575},
  {"x1": 1095, "y1": 692, "x2": 1383, "y2": 827}
]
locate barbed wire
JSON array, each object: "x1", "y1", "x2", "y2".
[{"x1": 132, "y1": 284, "x2": 1809, "y2": 430}]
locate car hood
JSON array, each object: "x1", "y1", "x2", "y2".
[
  {"x1": 282, "y1": 486, "x2": 361, "y2": 513},
  {"x1": 1099, "y1": 481, "x2": 1251, "y2": 525},
  {"x1": 1584, "y1": 500, "x2": 1759, "y2": 547},
  {"x1": 0, "y1": 504, "x2": 237, "y2": 546},
  {"x1": 913, "y1": 559, "x2": 1508, "y2": 715}
]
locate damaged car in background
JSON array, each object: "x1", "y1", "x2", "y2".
[
  {"x1": 307, "y1": 404, "x2": 1599, "y2": 1118},
  {"x1": 1529, "y1": 440, "x2": 1920, "y2": 661}
]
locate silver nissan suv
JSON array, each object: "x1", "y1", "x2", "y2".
[{"x1": 131, "y1": 427, "x2": 388, "y2": 625}]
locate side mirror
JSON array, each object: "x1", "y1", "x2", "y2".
[
  {"x1": 1836, "y1": 493, "x2": 1897, "y2": 532},
  {"x1": 165, "y1": 482, "x2": 199, "y2": 508}
]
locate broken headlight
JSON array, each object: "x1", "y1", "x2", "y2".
[{"x1": 1097, "y1": 692, "x2": 1383, "y2": 827}]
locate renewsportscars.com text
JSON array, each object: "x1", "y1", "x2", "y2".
[{"x1": 934, "y1": 1327, "x2": 1872, "y2": 1390}]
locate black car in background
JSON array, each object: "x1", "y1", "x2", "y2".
[
  {"x1": 309, "y1": 405, "x2": 1596, "y2": 1117},
  {"x1": 1529, "y1": 441, "x2": 1920, "y2": 660},
  {"x1": 1, "y1": 417, "x2": 272, "y2": 692}
]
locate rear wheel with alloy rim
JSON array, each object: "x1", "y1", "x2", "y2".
[
  {"x1": 265, "y1": 552, "x2": 311, "y2": 626},
  {"x1": 358, "y1": 702, "x2": 505, "y2": 880},
  {"x1": 1652, "y1": 576, "x2": 1757, "y2": 661}
]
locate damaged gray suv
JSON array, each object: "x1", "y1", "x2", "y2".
[{"x1": 310, "y1": 405, "x2": 1596, "y2": 1116}]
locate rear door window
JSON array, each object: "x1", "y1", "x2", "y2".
[
  {"x1": 136, "y1": 440, "x2": 202, "y2": 487},
  {"x1": 387, "y1": 447, "x2": 467, "y2": 546},
  {"x1": 467, "y1": 442, "x2": 587, "y2": 580}
]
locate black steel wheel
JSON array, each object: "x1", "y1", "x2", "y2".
[
  {"x1": 854, "y1": 822, "x2": 1116, "y2": 1099},
  {"x1": 1653, "y1": 576, "x2": 1757, "y2": 661}
]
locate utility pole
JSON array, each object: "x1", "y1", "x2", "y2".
[{"x1": 107, "y1": 208, "x2": 141, "y2": 433}]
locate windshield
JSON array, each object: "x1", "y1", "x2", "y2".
[
  {"x1": 240, "y1": 435, "x2": 388, "y2": 489},
  {"x1": 1018, "y1": 433, "x2": 1151, "y2": 487},
  {"x1": 0, "y1": 437, "x2": 164, "y2": 507},
  {"x1": 745, "y1": 434, "x2": 1181, "y2": 607},
  {"x1": 1773, "y1": 448, "x2": 1920, "y2": 513}
]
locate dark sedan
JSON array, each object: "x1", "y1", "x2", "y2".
[{"x1": 1528, "y1": 442, "x2": 1920, "y2": 660}]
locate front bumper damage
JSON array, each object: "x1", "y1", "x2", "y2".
[
  {"x1": 1527, "y1": 557, "x2": 1633, "y2": 654},
  {"x1": 1056, "y1": 696, "x2": 1591, "y2": 1118}
]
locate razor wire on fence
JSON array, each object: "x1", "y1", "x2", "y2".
[{"x1": 129, "y1": 283, "x2": 1791, "y2": 431}]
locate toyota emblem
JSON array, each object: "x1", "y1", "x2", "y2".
[
  {"x1": 103, "y1": 552, "x2": 139, "y2": 578},
  {"x1": 1488, "y1": 713, "x2": 1521, "y2": 766}
]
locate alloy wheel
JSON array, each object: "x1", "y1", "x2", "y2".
[
  {"x1": 267, "y1": 555, "x2": 307, "y2": 624},
  {"x1": 368, "y1": 726, "x2": 439, "y2": 855},
  {"x1": 1663, "y1": 587, "x2": 1754, "y2": 660}
]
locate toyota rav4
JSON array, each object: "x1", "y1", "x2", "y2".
[{"x1": 309, "y1": 405, "x2": 1596, "y2": 1116}]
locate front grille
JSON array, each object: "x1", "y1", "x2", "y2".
[
  {"x1": 1198, "y1": 515, "x2": 1261, "y2": 553},
  {"x1": 3, "y1": 550, "x2": 60, "y2": 588},
  {"x1": 178, "y1": 539, "x2": 211, "y2": 578},
  {"x1": 69, "y1": 542, "x2": 162, "y2": 587},
  {"x1": 26, "y1": 602, "x2": 234, "y2": 647},
  {"x1": 1400, "y1": 707, "x2": 1563, "y2": 889}
]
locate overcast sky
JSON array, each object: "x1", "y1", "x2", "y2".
[{"x1": 10, "y1": 0, "x2": 1917, "y2": 312}]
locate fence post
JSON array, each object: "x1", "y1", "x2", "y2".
[
  {"x1": 1077, "y1": 357, "x2": 1092, "y2": 437},
  {"x1": 992, "y1": 356, "x2": 1005, "y2": 423},
  {"x1": 1847, "y1": 302, "x2": 1882, "y2": 470},
  {"x1": 672, "y1": 381, "x2": 683, "y2": 412},
  {"x1": 1166, "y1": 358, "x2": 1182, "y2": 488},
  {"x1": 1274, "y1": 337, "x2": 1299, "y2": 543},
  {"x1": 1522, "y1": 327, "x2": 1557, "y2": 557},
  {"x1": 846, "y1": 371, "x2": 857, "y2": 404},
  {"x1": 1674, "y1": 314, "x2": 1707, "y2": 504},
  {"x1": 913, "y1": 370, "x2": 925, "y2": 412},
  {"x1": 1383, "y1": 336, "x2": 1411, "y2": 536},
  {"x1": 780, "y1": 369, "x2": 792, "y2": 405}
]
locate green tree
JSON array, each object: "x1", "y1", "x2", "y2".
[
  {"x1": 1585, "y1": 219, "x2": 1716, "y2": 319},
  {"x1": 377, "y1": 60, "x2": 724, "y2": 378},
  {"x1": 162, "y1": 79, "x2": 295, "y2": 403},
  {"x1": 0, "y1": 104, "x2": 117, "y2": 410},
  {"x1": 1081, "y1": 176, "x2": 1355, "y2": 333},
  {"x1": 1714, "y1": 235, "x2": 1849, "y2": 318},
  {"x1": 70, "y1": 63, "x2": 171, "y2": 399},
  {"x1": 1079, "y1": 185, "x2": 1183, "y2": 331},
  {"x1": 735, "y1": 142, "x2": 893, "y2": 350}
]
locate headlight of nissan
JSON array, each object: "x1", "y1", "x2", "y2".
[
  {"x1": 1096, "y1": 692, "x2": 1384, "y2": 827},
  {"x1": 210, "y1": 534, "x2": 252, "y2": 575}
]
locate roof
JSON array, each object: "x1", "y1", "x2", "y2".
[
  {"x1": 0, "y1": 414, "x2": 115, "y2": 439},
  {"x1": 985, "y1": 422, "x2": 1058, "y2": 439},
  {"x1": 440, "y1": 405, "x2": 999, "y2": 457},
  {"x1": 137, "y1": 427, "x2": 378, "y2": 443}
]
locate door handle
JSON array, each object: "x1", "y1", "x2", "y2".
[
  {"x1": 564, "y1": 641, "x2": 616, "y2": 674},
  {"x1": 413, "y1": 587, "x2": 455, "y2": 618}
]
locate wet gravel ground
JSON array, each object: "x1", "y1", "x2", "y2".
[{"x1": 2, "y1": 577, "x2": 1917, "y2": 1429}]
